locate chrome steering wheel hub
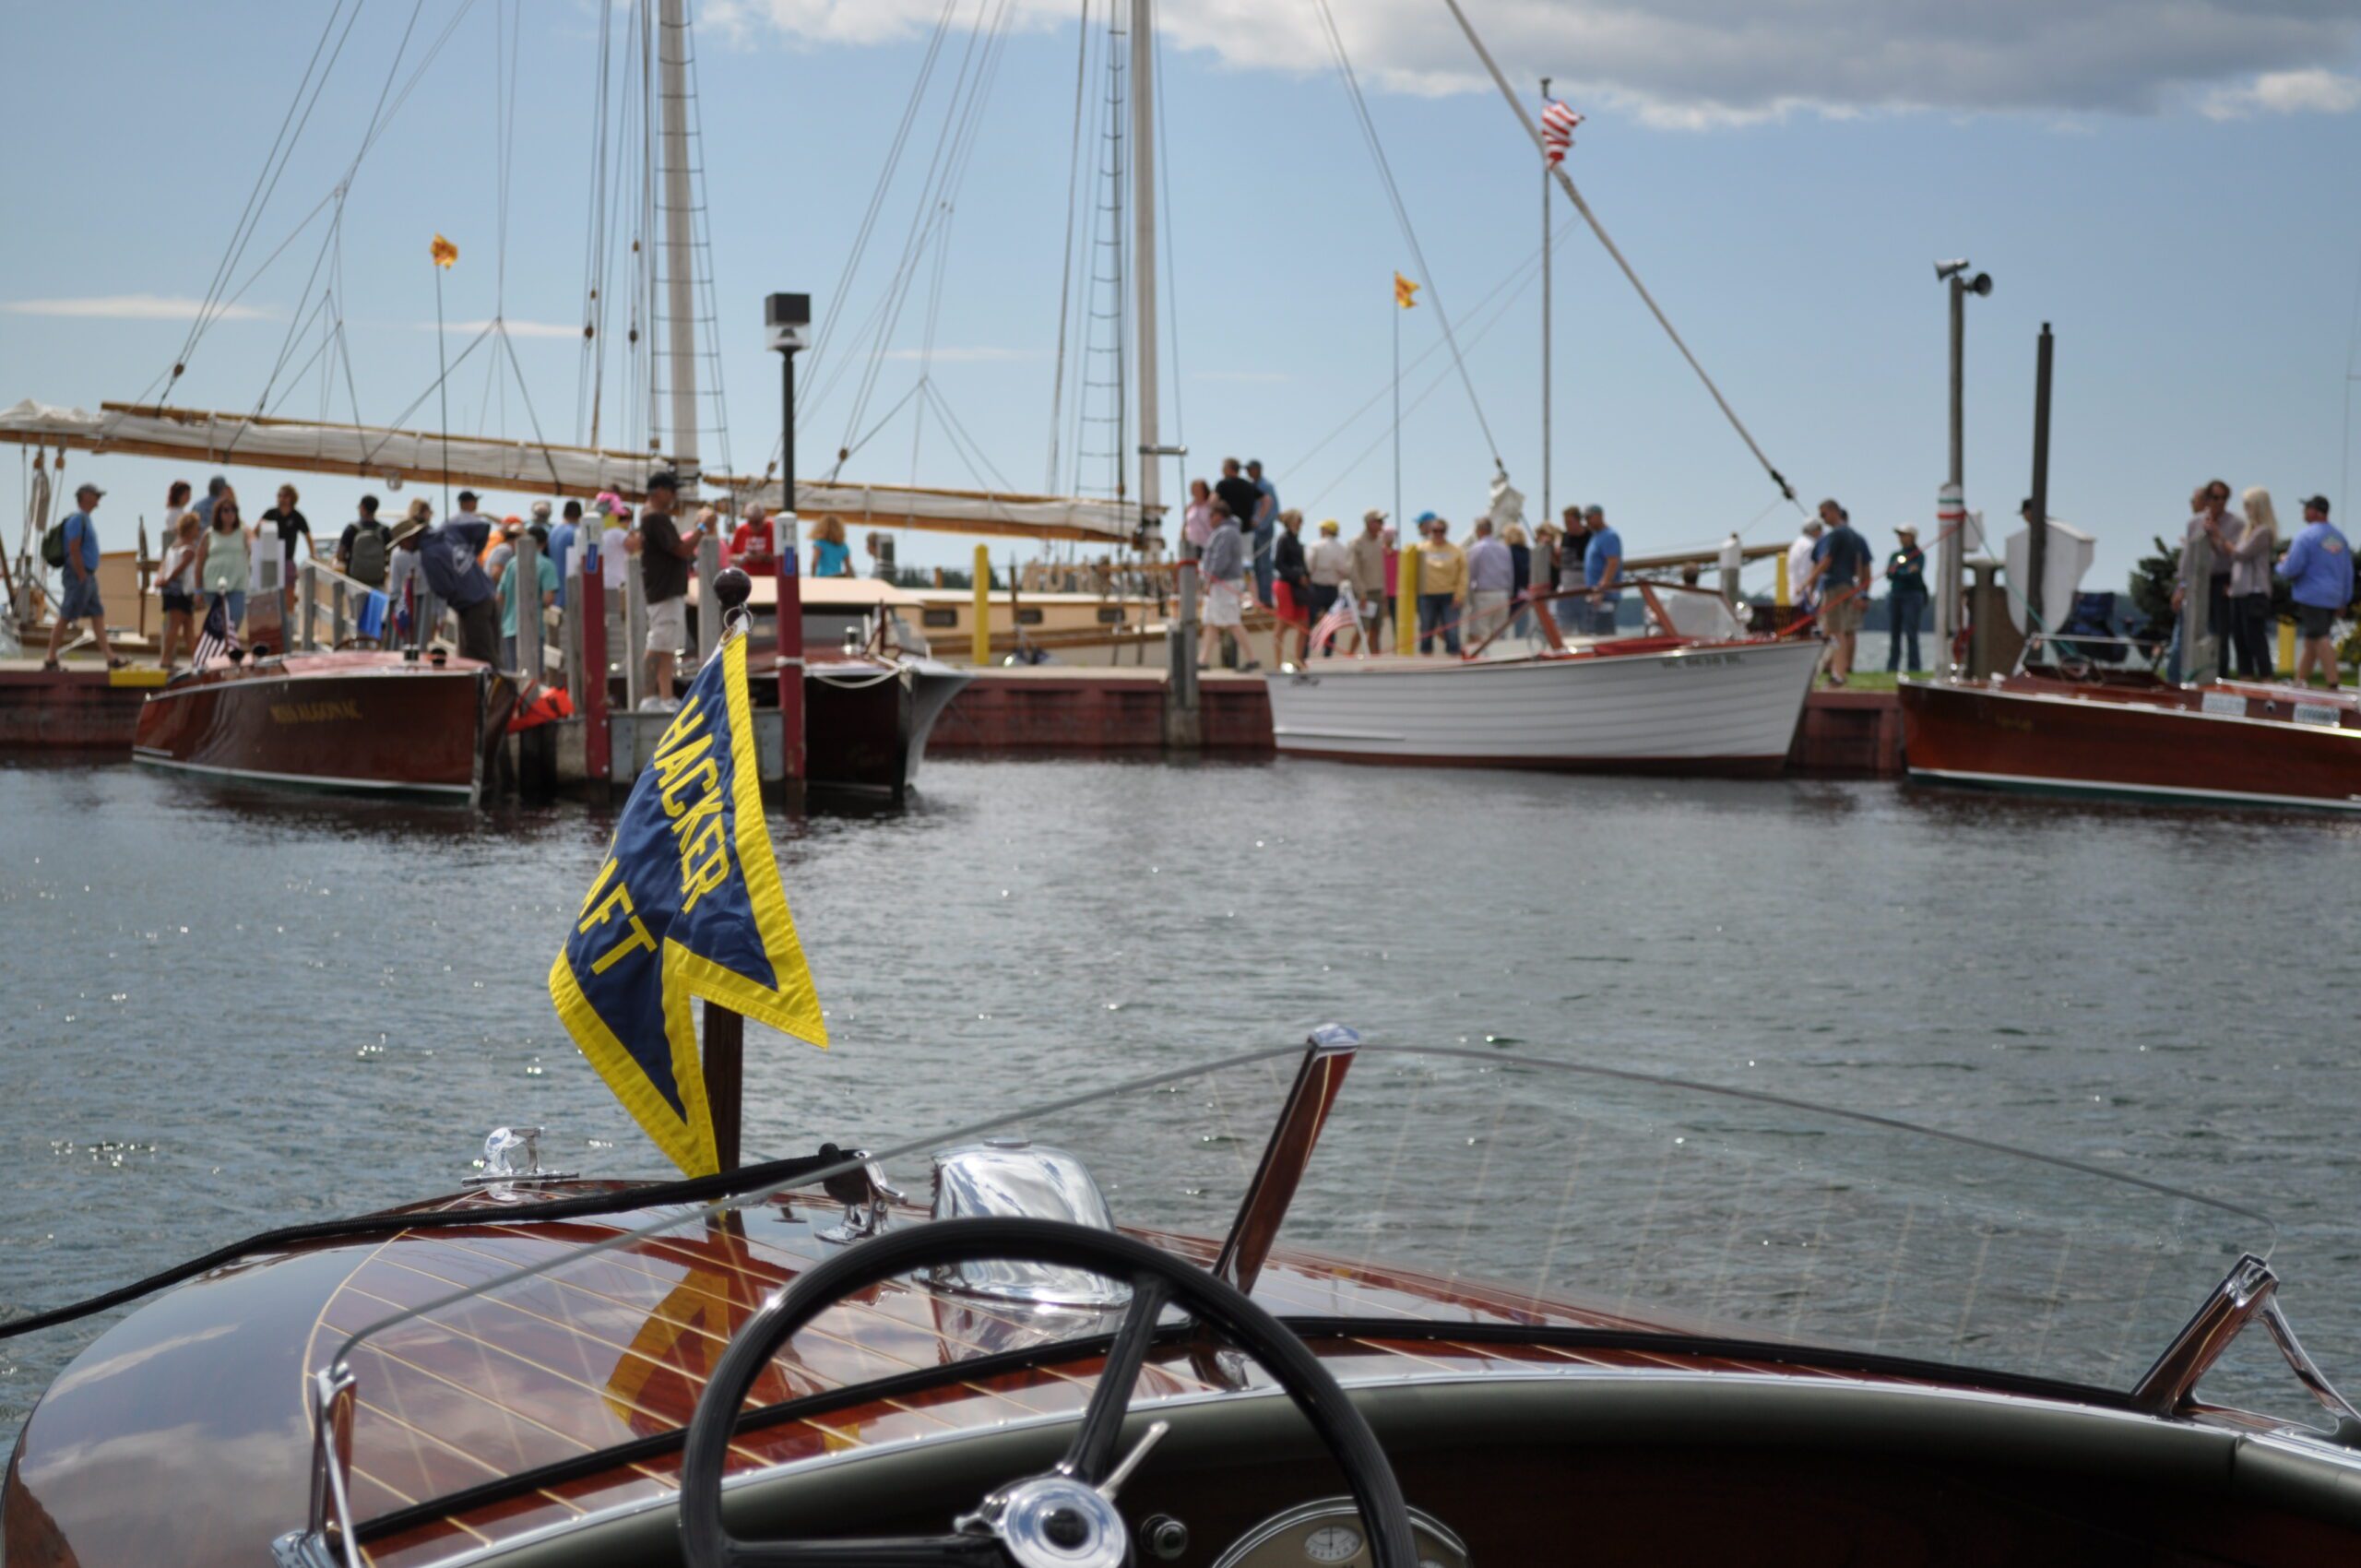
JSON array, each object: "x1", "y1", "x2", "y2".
[{"x1": 966, "y1": 1476, "x2": 1128, "y2": 1568}]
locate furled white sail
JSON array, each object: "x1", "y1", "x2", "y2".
[{"x1": 0, "y1": 400, "x2": 1141, "y2": 543}]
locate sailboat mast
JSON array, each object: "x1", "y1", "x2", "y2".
[
  {"x1": 1129, "y1": 0, "x2": 1159, "y2": 540},
  {"x1": 658, "y1": 0, "x2": 699, "y2": 486},
  {"x1": 1539, "y1": 76, "x2": 1551, "y2": 531}
]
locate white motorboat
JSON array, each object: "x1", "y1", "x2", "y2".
[{"x1": 1264, "y1": 592, "x2": 1821, "y2": 775}]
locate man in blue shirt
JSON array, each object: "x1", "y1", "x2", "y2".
[
  {"x1": 413, "y1": 503, "x2": 500, "y2": 665},
  {"x1": 42, "y1": 482, "x2": 121, "y2": 671},
  {"x1": 1805, "y1": 499, "x2": 1872, "y2": 684},
  {"x1": 2277, "y1": 494, "x2": 2353, "y2": 689},
  {"x1": 1246, "y1": 459, "x2": 1279, "y2": 609},
  {"x1": 1582, "y1": 505, "x2": 1622, "y2": 637},
  {"x1": 547, "y1": 499, "x2": 581, "y2": 608}
]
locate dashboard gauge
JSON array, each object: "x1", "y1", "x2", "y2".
[
  {"x1": 1212, "y1": 1498, "x2": 1469, "y2": 1568},
  {"x1": 1302, "y1": 1524, "x2": 1363, "y2": 1562}
]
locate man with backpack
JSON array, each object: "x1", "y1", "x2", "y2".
[
  {"x1": 42, "y1": 482, "x2": 122, "y2": 671},
  {"x1": 336, "y1": 495, "x2": 393, "y2": 589}
]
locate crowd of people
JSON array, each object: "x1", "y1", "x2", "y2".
[
  {"x1": 36, "y1": 462, "x2": 2353, "y2": 697},
  {"x1": 1180, "y1": 455, "x2": 1636, "y2": 669}
]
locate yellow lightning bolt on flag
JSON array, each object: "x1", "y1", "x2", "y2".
[
  {"x1": 430, "y1": 233, "x2": 459, "y2": 269},
  {"x1": 1394, "y1": 271, "x2": 1419, "y2": 308}
]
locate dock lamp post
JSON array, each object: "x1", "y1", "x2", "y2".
[
  {"x1": 1934, "y1": 260, "x2": 1991, "y2": 671},
  {"x1": 766, "y1": 292, "x2": 811, "y2": 781}
]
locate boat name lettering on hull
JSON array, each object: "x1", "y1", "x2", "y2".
[
  {"x1": 267, "y1": 699, "x2": 365, "y2": 724},
  {"x1": 1662, "y1": 652, "x2": 1739, "y2": 668}
]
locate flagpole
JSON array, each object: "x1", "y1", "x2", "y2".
[
  {"x1": 1391, "y1": 280, "x2": 1402, "y2": 537},
  {"x1": 1540, "y1": 77, "x2": 1552, "y2": 533},
  {"x1": 433, "y1": 262, "x2": 452, "y2": 517}
]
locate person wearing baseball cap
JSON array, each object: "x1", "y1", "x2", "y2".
[
  {"x1": 42, "y1": 481, "x2": 121, "y2": 670},
  {"x1": 2277, "y1": 493, "x2": 2352, "y2": 689},
  {"x1": 1348, "y1": 509, "x2": 1390, "y2": 651},
  {"x1": 1886, "y1": 524, "x2": 1928, "y2": 673}
]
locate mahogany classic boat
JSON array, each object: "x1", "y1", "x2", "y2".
[
  {"x1": 11, "y1": 1032, "x2": 2361, "y2": 1568},
  {"x1": 132, "y1": 648, "x2": 504, "y2": 804},
  {"x1": 1900, "y1": 644, "x2": 2361, "y2": 812}
]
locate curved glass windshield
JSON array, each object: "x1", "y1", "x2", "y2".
[{"x1": 324, "y1": 1044, "x2": 2272, "y2": 1531}]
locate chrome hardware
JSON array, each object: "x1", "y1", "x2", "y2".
[
  {"x1": 957, "y1": 1471, "x2": 1132, "y2": 1568},
  {"x1": 1085, "y1": 1418, "x2": 1168, "y2": 1499},
  {"x1": 2260, "y1": 1294, "x2": 2361, "y2": 1445},
  {"x1": 462, "y1": 1124, "x2": 578, "y2": 1189},
  {"x1": 1142, "y1": 1514, "x2": 1191, "y2": 1561},
  {"x1": 2137, "y1": 1254, "x2": 2361, "y2": 1442},
  {"x1": 928, "y1": 1142, "x2": 1128, "y2": 1306},
  {"x1": 1214, "y1": 1025, "x2": 1361, "y2": 1294},
  {"x1": 816, "y1": 1154, "x2": 907, "y2": 1244},
  {"x1": 272, "y1": 1362, "x2": 362, "y2": 1568},
  {"x1": 2134, "y1": 1254, "x2": 2273, "y2": 1415}
]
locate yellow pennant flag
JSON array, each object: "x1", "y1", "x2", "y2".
[
  {"x1": 550, "y1": 636, "x2": 826, "y2": 1176},
  {"x1": 430, "y1": 233, "x2": 459, "y2": 269},
  {"x1": 1394, "y1": 271, "x2": 1419, "y2": 309}
]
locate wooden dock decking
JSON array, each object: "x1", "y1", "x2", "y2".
[{"x1": 0, "y1": 658, "x2": 1907, "y2": 778}]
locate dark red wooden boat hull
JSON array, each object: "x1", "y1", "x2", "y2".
[
  {"x1": 1899, "y1": 677, "x2": 2361, "y2": 812},
  {"x1": 131, "y1": 652, "x2": 490, "y2": 801},
  {"x1": 799, "y1": 659, "x2": 971, "y2": 799}
]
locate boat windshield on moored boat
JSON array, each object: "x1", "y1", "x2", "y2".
[{"x1": 10, "y1": 1035, "x2": 2361, "y2": 1568}]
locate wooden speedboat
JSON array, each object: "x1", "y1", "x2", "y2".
[
  {"x1": 132, "y1": 648, "x2": 499, "y2": 803},
  {"x1": 1264, "y1": 589, "x2": 1821, "y2": 776},
  {"x1": 1900, "y1": 669, "x2": 2361, "y2": 813},
  {"x1": 724, "y1": 576, "x2": 972, "y2": 799},
  {"x1": 12, "y1": 1032, "x2": 2361, "y2": 1568}
]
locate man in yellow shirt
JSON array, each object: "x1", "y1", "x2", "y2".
[{"x1": 1415, "y1": 512, "x2": 1467, "y2": 655}]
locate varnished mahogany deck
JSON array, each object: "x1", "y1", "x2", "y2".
[{"x1": 4, "y1": 1182, "x2": 1943, "y2": 1568}]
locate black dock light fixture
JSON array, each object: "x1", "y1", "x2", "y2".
[{"x1": 766, "y1": 291, "x2": 813, "y2": 786}]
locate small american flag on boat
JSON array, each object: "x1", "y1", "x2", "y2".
[
  {"x1": 1310, "y1": 585, "x2": 1360, "y2": 657},
  {"x1": 193, "y1": 595, "x2": 238, "y2": 670},
  {"x1": 1540, "y1": 98, "x2": 1583, "y2": 165}
]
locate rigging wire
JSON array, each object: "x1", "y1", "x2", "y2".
[
  {"x1": 159, "y1": 0, "x2": 361, "y2": 405},
  {"x1": 1298, "y1": 233, "x2": 1560, "y2": 512},
  {"x1": 832, "y1": 0, "x2": 1021, "y2": 474},
  {"x1": 577, "y1": 0, "x2": 618, "y2": 445},
  {"x1": 1287, "y1": 212, "x2": 1580, "y2": 484},
  {"x1": 1150, "y1": 0, "x2": 1184, "y2": 459},
  {"x1": 1437, "y1": 0, "x2": 1797, "y2": 508},
  {"x1": 2343, "y1": 236, "x2": 2361, "y2": 519},
  {"x1": 1043, "y1": 0, "x2": 1097, "y2": 492},
  {"x1": 1306, "y1": 0, "x2": 1500, "y2": 469},
  {"x1": 797, "y1": 0, "x2": 965, "y2": 424}
]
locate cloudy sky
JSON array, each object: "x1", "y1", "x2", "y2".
[{"x1": 6, "y1": 0, "x2": 2359, "y2": 594}]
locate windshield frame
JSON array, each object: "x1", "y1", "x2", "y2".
[{"x1": 335, "y1": 1041, "x2": 2276, "y2": 1544}]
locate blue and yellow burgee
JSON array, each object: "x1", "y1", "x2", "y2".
[{"x1": 550, "y1": 635, "x2": 825, "y2": 1175}]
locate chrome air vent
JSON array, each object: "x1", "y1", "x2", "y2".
[{"x1": 928, "y1": 1138, "x2": 1130, "y2": 1307}]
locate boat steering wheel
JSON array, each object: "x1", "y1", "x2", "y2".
[{"x1": 680, "y1": 1217, "x2": 1419, "y2": 1568}]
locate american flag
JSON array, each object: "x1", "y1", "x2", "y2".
[
  {"x1": 1310, "y1": 585, "x2": 1361, "y2": 657},
  {"x1": 194, "y1": 594, "x2": 239, "y2": 670},
  {"x1": 1540, "y1": 98, "x2": 1584, "y2": 165}
]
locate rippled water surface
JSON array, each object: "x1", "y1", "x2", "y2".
[{"x1": 4, "y1": 754, "x2": 2357, "y2": 1448}]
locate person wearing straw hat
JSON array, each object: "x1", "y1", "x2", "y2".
[
  {"x1": 1306, "y1": 517, "x2": 1349, "y2": 656},
  {"x1": 1885, "y1": 523, "x2": 1928, "y2": 673}
]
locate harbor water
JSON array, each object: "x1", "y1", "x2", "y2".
[{"x1": 3, "y1": 753, "x2": 2357, "y2": 1445}]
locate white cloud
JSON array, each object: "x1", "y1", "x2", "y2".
[
  {"x1": 2201, "y1": 67, "x2": 2361, "y2": 120},
  {"x1": 3, "y1": 294, "x2": 277, "y2": 322},
  {"x1": 880, "y1": 345, "x2": 1041, "y2": 362},
  {"x1": 707, "y1": 0, "x2": 2361, "y2": 125},
  {"x1": 430, "y1": 318, "x2": 585, "y2": 339}
]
